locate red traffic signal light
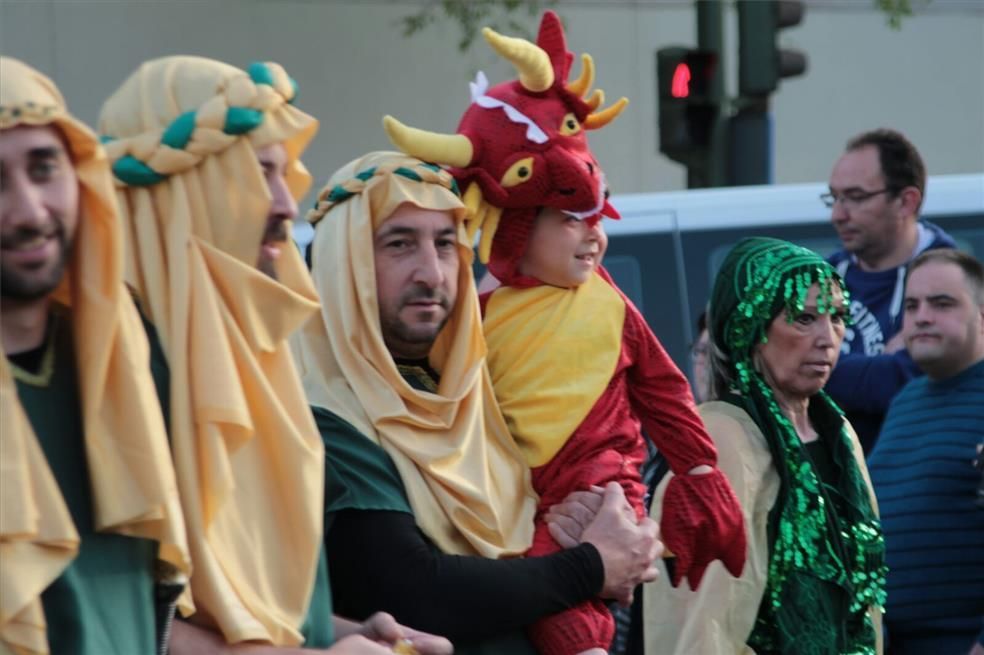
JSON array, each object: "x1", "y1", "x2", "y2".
[
  {"x1": 658, "y1": 48, "x2": 717, "y2": 101},
  {"x1": 671, "y1": 62, "x2": 692, "y2": 99},
  {"x1": 657, "y1": 48, "x2": 720, "y2": 166}
]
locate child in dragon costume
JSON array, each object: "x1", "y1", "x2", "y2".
[{"x1": 385, "y1": 12, "x2": 747, "y2": 654}]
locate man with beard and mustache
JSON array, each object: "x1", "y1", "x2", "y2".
[
  {"x1": 100, "y1": 58, "x2": 450, "y2": 655},
  {"x1": 1, "y1": 57, "x2": 188, "y2": 655},
  {"x1": 293, "y1": 151, "x2": 663, "y2": 655}
]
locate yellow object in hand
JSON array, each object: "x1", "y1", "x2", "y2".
[{"x1": 393, "y1": 639, "x2": 419, "y2": 655}]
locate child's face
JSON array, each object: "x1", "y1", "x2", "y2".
[{"x1": 517, "y1": 207, "x2": 607, "y2": 288}]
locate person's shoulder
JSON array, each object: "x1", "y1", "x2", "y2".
[
  {"x1": 968, "y1": 358, "x2": 984, "y2": 382},
  {"x1": 920, "y1": 220, "x2": 958, "y2": 250},
  {"x1": 885, "y1": 374, "x2": 931, "y2": 415},
  {"x1": 698, "y1": 401, "x2": 762, "y2": 446},
  {"x1": 699, "y1": 399, "x2": 751, "y2": 424},
  {"x1": 698, "y1": 400, "x2": 775, "y2": 481},
  {"x1": 827, "y1": 249, "x2": 850, "y2": 267},
  {"x1": 898, "y1": 373, "x2": 930, "y2": 398},
  {"x1": 946, "y1": 358, "x2": 984, "y2": 393},
  {"x1": 314, "y1": 404, "x2": 412, "y2": 514}
]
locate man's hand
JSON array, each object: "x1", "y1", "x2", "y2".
[
  {"x1": 359, "y1": 612, "x2": 453, "y2": 654},
  {"x1": 545, "y1": 485, "x2": 606, "y2": 548},
  {"x1": 577, "y1": 482, "x2": 663, "y2": 606},
  {"x1": 170, "y1": 619, "x2": 391, "y2": 654},
  {"x1": 327, "y1": 635, "x2": 393, "y2": 654},
  {"x1": 885, "y1": 330, "x2": 906, "y2": 354}
]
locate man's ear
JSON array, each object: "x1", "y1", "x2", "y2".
[{"x1": 898, "y1": 185, "x2": 922, "y2": 219}]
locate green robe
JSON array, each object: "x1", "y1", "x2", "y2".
[
  {"x1": 14, "y1": 313, "x2": 158, "y2": 655},
  {"x1": 319, "y1": 363, "x2": 537, "y2": 655},
  {"x1": 298, "y1": 549, "x2": 334, "y2": 647}
]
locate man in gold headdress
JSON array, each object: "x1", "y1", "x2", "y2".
[
  {"x1": 295, "y1": 151, "x2": 663, "y2": 654},
  {"x1": 99, "y1": 57, "x2": 451, "y2": 655},
  {"x1": 1, "y1": 56, "x2": 189, "y2": 655}
]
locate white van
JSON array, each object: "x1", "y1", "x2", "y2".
[
  {"x1": 603, "y1": 173, "x2": 984, "y2": 370},
  {"x1": 295, "y1": 173, "x2": 983, "y2": 371}
]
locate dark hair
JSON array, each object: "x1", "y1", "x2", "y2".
[
  {"x1": 696, "y1": 310, "x2": 707, "y2": 334},
  {"x1": 907, "y1": 249, "x2": 984, "y2": 305},
  {"x1": 846, "y1": 128, "x2": 926, "y2": 209}
]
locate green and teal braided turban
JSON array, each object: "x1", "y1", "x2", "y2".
[{"x1": 99, "y1": 57, "x2": 302, "y2": 187}]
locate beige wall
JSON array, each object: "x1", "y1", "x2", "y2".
[{"x1": 2, "y1": 0, "x2": 982, "y2": 196}]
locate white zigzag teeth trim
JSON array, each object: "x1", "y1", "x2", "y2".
[{"x1": 469, "y1": 71, "x2": 548, "y2": 145}]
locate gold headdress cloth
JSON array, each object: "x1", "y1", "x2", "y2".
[
  {"x1": 99, "y1": 56, "x2": 322, "y2": 645},
  {"x1": 296, "y1": 151, "x2": 536, "y2": 558},
  {"x1": 0, "y1": 56, "x2": 189, "y2": 655}
]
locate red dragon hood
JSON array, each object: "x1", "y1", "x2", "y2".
[{"x1": 384, "y1": 10, "x2": 627, "y2": 284}]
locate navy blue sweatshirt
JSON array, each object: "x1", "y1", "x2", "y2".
[{"x1": 825, "y1": 220, "x2": 956, "y2": 452}]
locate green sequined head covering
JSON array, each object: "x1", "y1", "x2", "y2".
[
  {"x1": 709, "y1": 236, "x2": 844, "y2": 393},
  {"x1": 707, "y1": 237, "x2": 886, "y2": 655}
]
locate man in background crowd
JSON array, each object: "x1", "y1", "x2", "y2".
[
  {"x1": 867, "y1": 249, "x2": 984, "y2": 655},
  {"x1": 823, "y1": 128, "x2": 955, "y2": 452}
]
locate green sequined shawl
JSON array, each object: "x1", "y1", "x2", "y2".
[{"x1": 708, "y1": 238, "x2": 887, "y2": 655}]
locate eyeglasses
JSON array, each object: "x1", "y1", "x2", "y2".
[{"x1": 819, "y1": 188, "x2": 895, "y2": 209}]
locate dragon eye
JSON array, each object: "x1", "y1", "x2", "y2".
[
  {"x1": 500, "y1": 157, "x2": 535, "y2": 188},
  {"x1": 559, "y1": 112, "x2": 581, "y2": 136}
]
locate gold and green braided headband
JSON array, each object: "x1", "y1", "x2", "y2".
[
  {"x1": 0, "y1": 101, "x2": 61, "y2": 129},
  {"x1": 307, "y1": 161, "x2": 460, "y2": 226},
  {"x1": 100, "y1": 62, "x2": 297, "y2": 187}
]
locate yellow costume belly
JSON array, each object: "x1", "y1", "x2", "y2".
[{"x1": 484, "y1": 272, "x2": 626, "y2": 467}]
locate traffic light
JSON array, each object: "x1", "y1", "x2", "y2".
[
  {"x1": 737, "y1": 0, "x2": 807, "y2": 97},
  {"x1": 656, "y1": 47, "x2": 719, "y2": 165}
]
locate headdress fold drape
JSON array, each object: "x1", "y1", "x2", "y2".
[
  {"x1": 0, "y1": 56, "x2": 188, "y2": 655},
  {"x1": 99, "y1": 56, "x2": 322, "y2": 645}
]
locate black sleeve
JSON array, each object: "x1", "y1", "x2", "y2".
[{"x1": 326, "y1": 509, "x2": 604, "y2": 641}]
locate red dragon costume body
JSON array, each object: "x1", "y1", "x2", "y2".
[{"x1": 385, "y1": 12, "x2": 747, "y2": 654}]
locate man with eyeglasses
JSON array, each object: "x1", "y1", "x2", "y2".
[{"x1": 822, "y1": 128, "x2": 956, "y2": 453}]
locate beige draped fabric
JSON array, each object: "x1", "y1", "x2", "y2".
[
  {"x1": 644, "y1": 401, "x2": 883, "y2": 655},
  {"x1": 0, "y1": 56, "x2": 188, "y2": 655},
  {"x1": 295, "y1": 151, "x2": 536, "y2": 558},
  {"x1": 98, "y1": 56, "x2": 323, "y2": 646}
]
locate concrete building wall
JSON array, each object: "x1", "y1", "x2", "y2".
[{"x1": 2, "y1": 0, "x2": 982, "y2": 196}]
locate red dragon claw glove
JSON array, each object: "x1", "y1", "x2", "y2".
[{"x1": 659, "y1": 469, "x2": 747, "y2": 590}]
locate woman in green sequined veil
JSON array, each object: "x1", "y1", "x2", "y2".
[{"x1": 645, "y1": 237, "x2": 886, "y2": 655}]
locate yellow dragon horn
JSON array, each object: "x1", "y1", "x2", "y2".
[
  {"x1": 383, "y1": 115, "x2": 473, "y2": 168},
  {"x1": 482, "y1": 27, "x2": 554, "y2": 92},
  {"x1": 585, "y1": 88, "x2": 605, "y2": 112},
  {"x1": 478, "y1": 206, "x2": 503, "y2": 264},
  {"x1": 583, "y1": 97, "x2": 629, "y2": 130},
  {"x1": 567, "y1": 54, "x2": 595, "y2": 98}
]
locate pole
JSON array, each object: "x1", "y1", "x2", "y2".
[{"x1": 694, "y1": 0, "x2": 728, "y2": 188}]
